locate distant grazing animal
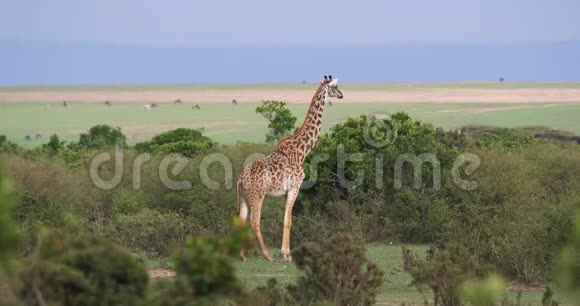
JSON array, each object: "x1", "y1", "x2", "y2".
[
  {"x1": 232, "y1": 99, "x2": 238, "y2": 105},
  {"x1": 35, "y1": 134, "x2": 42, "y2": 140},
  {"x1": 25, "y1": 135, "x2": 31, "y2": 141},
  {"x1": 144, "y1": 104, "x2": 153, "y2": 110},
  {"x1": 151, "y1": 103, "x2": 158, "y2": 108},
  {"x1": 193, "y1": 104, "x2": 201, "y2": 110},
  {"x1": 174, "y1": 99, "x2": 182, "y2": 104},
  {"x1": 63, "y1": 101, "x2": 70, "y2": 108},
  {"x1": 104, "y1": 101, "x2": 112, "y2": 107},
  {"x1": 237, "y1": 75, "x2": 343, "y2": 262}
]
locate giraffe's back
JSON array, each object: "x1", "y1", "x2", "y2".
[{"x1": 237, "y1": 154, "x2": 304, "y2": 201}]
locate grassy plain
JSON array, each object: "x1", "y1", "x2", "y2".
[
  {"x1": 1, "y1": 101, "x2": 580, "y2": 148},
  {"x1": 0, "y1": 244, "x2": 566, "y2": 305},
  {"x1": 233, "y1": 244, "x2": 555, "y2": 305},
  {"x1": 2, "y1": 82, "x2": 580, "y2": 148}
]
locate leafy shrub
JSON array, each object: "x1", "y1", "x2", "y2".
[
  {"x1": 299, "y1": 113, "x2": 461, "y2": 244},
  {"x1": 438, "y1": 145, "x2": 580, "y2": 283},
  {"x1": 15, "y1": 227, "x2": 148, "y2": 306},
  {"x1": 41, "y1": 134, "x2": 66, "y2": 155},
  {"x1": 555, "y1": 209, "x2": 580, "y2": 302},
  {"x1": 6, "y1": 155, "x2": 98, "y2": 252},
  {"x1": 147, "y1": 218, "x2": 254, "y2": 305},
  {"x1": 458, "y1": 273, "x2": 506, "y2": 306},
  {"x1": 462, "y1": 126, "x2": 535, "y2": 149},
  {"x1": 77, "y1": 124, "x2": 127, "y2": 149},
  {"x1": 0, "y1": 135, "x2": 20, "y2": 154},
  {"x1": 306, "y1": 112, "x2": 459, "y2": 202},
  {"x1": 104, "y1": 208, "x2": 195, "y2": 257},
  {"x1": 255, "y1": 278, "x2": 296, "y2": 306},
  {"x1": 289, "y1": 234, "x2": 384, "y2": 306},
  {"x1": 135, "y1": 128, "x2": 216, "y2": 156},
  {"x1": 256, "y1": 100, "x2": 297, "y2": 142},
  {"x1": 403, "y1": 245, "x2": 480, "y2": 306},
  {"x1": 0, "y1": 164, "x2": 20, "y2": 274},
  {"x1": 110, "y1": 189, "x2": 150, "y2": 215}
]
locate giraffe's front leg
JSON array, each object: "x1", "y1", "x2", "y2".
[{"x1": 281, "y1": 188, "x2": 299, "y2": 262}]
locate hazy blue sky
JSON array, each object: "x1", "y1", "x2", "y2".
[
  {"x1": 2, "y1": 0, "x2": 579, "y2": 46},
  {"x1": 1, "y1": 1, "x2": 579, "y2": 84}
]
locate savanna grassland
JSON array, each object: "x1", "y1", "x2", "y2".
[
  {"x1": 1, "y1": 82, "x2": 580, "y2": 148},
  {"x1": 1, "y1": 82, "x2": 580, "y2": 305}
]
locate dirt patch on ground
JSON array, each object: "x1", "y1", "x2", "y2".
[
  {"x1": 148, "y1": 268, "x2": 176, "y2": 278},
  {"x1": 506, "y1": 281, "x2": 545, "y2": 292},
  {"x1": 3, "y1": 88, "x2": 580, "y2": 104},
  {"x1": 251, "y1": 273, "x2": 294, "y2": 278}
]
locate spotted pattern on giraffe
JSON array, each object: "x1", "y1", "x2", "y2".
[{"x1": 237, "y1": 75, "x2": 343, "y2": 262}]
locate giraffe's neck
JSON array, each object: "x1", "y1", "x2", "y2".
[{"x1": 276, "y1": 83, "x2": 327, "y2": 163}]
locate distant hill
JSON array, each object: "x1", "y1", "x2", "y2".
[{"x1": 1, "y1": 40, "x2": 579, "y2": 85}]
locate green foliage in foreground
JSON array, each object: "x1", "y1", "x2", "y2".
[
  {"x1": 147, "y1": 218, "x2": 255, "y2": 306},
  {"x1": 459, "y1": 274, "x2": 506, "y2": 306},
  {"x1": 0, "y1": 164, "x2": 19, "y2": 275},
  {"x1": 403, "y1": 245, "x2": 480, "y2": 306},
  {"x1": 15, "y1": 228, "x2": 149, "y2": 306},
  {"x1": 555, "y1": 210, "x2": 580, "y2": 302},
  {"x1": 289, "y1": 234, "x2": 384, "y2": 306}
]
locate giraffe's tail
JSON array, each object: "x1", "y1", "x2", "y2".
[
  {"x1": 236, "y1": 178, "x2": 249, "y2": 222},
  {"x1": 236, "y1": 178, "x2": 244, "y2": 210}
]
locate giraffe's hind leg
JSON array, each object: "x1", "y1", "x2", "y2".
[{"x1": 249, "y1": 197, "x2": 273, "y2": 262}]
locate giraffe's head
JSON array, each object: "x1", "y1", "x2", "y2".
[{"x1": 322, "y1": 75, "x2": 343, "y2": 99}]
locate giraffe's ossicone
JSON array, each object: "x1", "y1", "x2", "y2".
[{"x1": 237, "y1": 75, "x2": 343, "y2": 262}]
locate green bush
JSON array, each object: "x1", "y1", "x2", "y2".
[
  {"x1": 555, "y1": 209, "x2": 580, "y2": 302},
  {"x1": 135, "y1": 128, "x2": 216, "y2": 157},
  {"x1": 41, "y1": 134, "x2": 66, "y2": 155},
  {"x1": 305, "y1": 112, "x2": 460, "y2": 203},
  {"x1": 15, "y1": 228, "x2": 148, "y2": 306},
  {"x1": 256, "y1": 100, "x2": 297, "y2": 142},
  {"x1": 289, "y1": 234, "x2": 384, "y2": 306},
  {"x1": 0, "y1": 164, "x2": 20, "y2": 275},
  {"x1": 6, "y1": 155, "x2": 99, "y2": 252},
  {"x1": 0, "y1": 135, "x2": 20, "y2": 154},
  {"x1": 438, "y1": 145, "x2": 580, "y2": 283},
  {"x1": 403, "y1": 244, "x2": 480, "y2": 306},
  {"x1": 255, "y1": 278, "x2": 296, "y2": 306},
  {"x1": 458, "y1": 273, "x2": 506, "y2": 306},
  {"x1": 104, "y1": 208, "x2": 195, "y2": 257},
  {"x1": 147, "y1": 218, "x2": 254, "y2": 305},
  {"x1": 77, "y1": 124, "x2": 127, "y2": 149}
]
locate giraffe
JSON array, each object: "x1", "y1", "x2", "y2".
[{"x1": 237, "y1": 75, "x2": 343, "y2": 262}]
